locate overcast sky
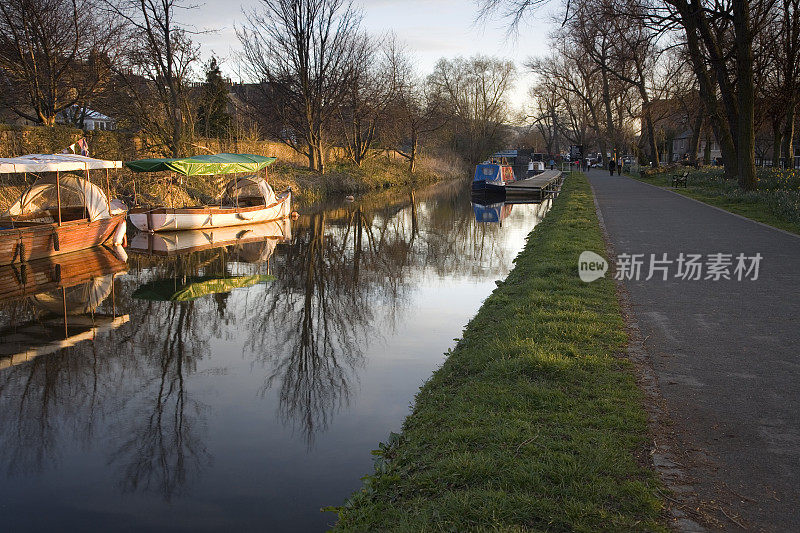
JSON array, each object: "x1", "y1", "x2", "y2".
[{"x1": 181, "y1": 0, "x2": 558, "y2": 110}]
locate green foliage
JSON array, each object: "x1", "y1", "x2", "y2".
[
  {"x1": 331, "y1": 173, "x2": 666, "y2": 532},
  {"x1": 197, "y1": 57, "x2": 231, "y2": 138}
]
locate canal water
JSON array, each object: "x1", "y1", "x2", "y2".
[{"x1": 0, "y1": 180, "x2": 551, "y2": 532}]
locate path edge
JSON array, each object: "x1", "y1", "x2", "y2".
[{"x1": 588, "y1": 179, "x2": 709, "y2": 533}]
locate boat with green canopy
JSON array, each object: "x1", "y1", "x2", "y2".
[{"x1": 125, "y1": 153, "x2": 291, "y2": 232}]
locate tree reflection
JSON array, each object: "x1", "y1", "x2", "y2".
[
  {"x1": 0, "y1": 179, "x2": 553, "y2": 502},
  {"x1": 107, "y1": 302, "x2": 209, "y2": 502}
]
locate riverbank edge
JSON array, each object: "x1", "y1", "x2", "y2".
[
  {"x1": 0, "y1": 156, "x2": 461, "y2": 211},
  {"x1": 628, "y1": 171, "x2": 800, "y2": 236},
  {"x1": 330, "y1": 172, "x2": 667, "y2": 531}
]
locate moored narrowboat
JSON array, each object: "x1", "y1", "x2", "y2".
[{"x1": 471, "y1": 160, "x2": 516, "y2": 192}]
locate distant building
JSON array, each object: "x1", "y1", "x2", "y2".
[
  {"x1": 57, "y1": 106, "x2": 116, "y2": 131},
  {"x1": 671, "y1": 130, "x2": 721, "y2": 163}
]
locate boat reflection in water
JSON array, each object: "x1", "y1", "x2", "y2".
[
  {"x1": 472, "y1": 199, "x2": 513, "y2": 224},
  {"x1": 471, "y1": 195, "x2": 553, "y2": 226},
  {"x1": 128, "y1": 220, "x2": 291, "y2": 301},
  {"x1": 0, "y1": 245, "x2": 129, "y2": 369},
  {"x1": 0, "y1": 181, "x2": 562, "y2": 531}
]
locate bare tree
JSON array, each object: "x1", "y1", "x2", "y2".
[
  {"x1": 428, "y1": 55, "x2": 516, "y2": 163},
  {"x1": 238, "y1": 0, "x2": 361, "y2": 173},
  {"x1": 380, "y1": 38, "x2": 445, "y2": 173},
  {"x1": 108, "y1": 0, "x2": 199, "y2": 157},
  {"x1": 0, "y1": 0, "x2": 122, "y2": 126},
  {"x1": 335, "y1": 33, "x2": 399, "y2": 166}
]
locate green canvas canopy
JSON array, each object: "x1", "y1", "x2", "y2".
[
  {"x1": 132, "y1": 275, "x2": 275, "y2": 301},
  {"x1": 124, "y1": 154, "x2": 277, "y2": 176}
]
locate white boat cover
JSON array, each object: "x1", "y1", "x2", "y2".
[
  {"x1": 5, "y1": 175, "x2": 113, "y2": 221},
  {"x1": 0, "y1": 154, "x2": 122, "y2": 173},
  {"x1": 224, "y1": 175, "x2": 276, "y2": 205}
]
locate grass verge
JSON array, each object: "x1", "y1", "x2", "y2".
[
  {"x1": 631, "y1": 168, "x2": 800, "y2": 236},
  {"x1": 330, "y1": 172, "x2": 666, "y2": 531}
]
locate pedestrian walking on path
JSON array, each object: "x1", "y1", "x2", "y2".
[{"x1": 608, "y1": 159, "x2": 616, "y2": 175}]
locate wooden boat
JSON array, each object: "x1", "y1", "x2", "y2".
[
  {"x1": 0, "y1": 154, "x2": 127, "y2": 265},
  {"x1": 472, "y1": 158, "x2": 516, "y2": 193},
  {"x1": 125, "y1": 154, "x2": 292, "y2": 232}
]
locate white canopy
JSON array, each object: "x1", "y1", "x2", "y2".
[
  {"x1": 5, "y1": 175, "x2": 112, "y2": 221},
  {"x1": 0, "y1": 154, "x2": 122, "y2": 174},
  {"x1": 224, "y1": 175, "x2": 276, "y2": 205}
]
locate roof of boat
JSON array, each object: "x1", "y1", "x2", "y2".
[
  {"x1": 124, "y1": 153, "x2": 277, "y2": 176},
  {"x1": 0, "y1": 154, "x2": 122, "y2": 173}
]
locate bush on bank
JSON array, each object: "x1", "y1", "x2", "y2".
[{"x1": 331, "y1": 173, "x2": 666, "y2": 532}]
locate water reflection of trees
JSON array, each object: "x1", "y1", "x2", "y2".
[
  {"x1": 249, "y1": 182, "x2": 544, "y2": 444},
  {"x1": 106, "y1": 302, "x2": 209, "y2": 501},
  {"x1": 0, "y1": 180, "x2": 552, "y2": 499}
]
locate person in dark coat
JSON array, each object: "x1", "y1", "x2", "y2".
[{"x1": 608, "y1": 159, "x2": 616, "y2": 175}]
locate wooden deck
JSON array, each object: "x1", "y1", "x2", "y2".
[{"x1": 506, "y1": 170, "x2": 562, "y2": 195}]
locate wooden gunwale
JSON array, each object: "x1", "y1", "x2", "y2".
[{"x1": 0, "y1": 214, "x2": 126, "y2": 265}]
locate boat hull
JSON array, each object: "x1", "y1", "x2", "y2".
[
  {"x1": 471, "y1": 180, "x2": 508, "y2": 193},
  {"x1": 0, "y1": 214, "x2": 127, "y2": 266},
  {"x1": 129, "y1": 190, "x2": 291, "y2": 232}
]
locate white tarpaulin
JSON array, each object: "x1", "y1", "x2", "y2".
[
  {"x1": 0, "y1": 154, "x2": 121, "y2": 174},
  {"x1": 224, "y1": 175, "x2": 276, "y2": 205},
  {"x1": 5, "y1": 175, "x2": 112, "y2": 221}
]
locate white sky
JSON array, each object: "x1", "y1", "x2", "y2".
[{"x1": 180, "y1": 0, "x2": 560, "y2": 111}]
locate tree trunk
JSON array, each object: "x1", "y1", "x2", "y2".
[
  {"x1": 644, "y1": 105, "x2": 659, "y2": 167},
  {"x1": 679, "y1": 2, "x2": 738, "y2": 180},
  {"x1": 689, "y1": 113, "x2": 703, "y2": 165},
  {"x1": 734, "y1": 0, "x2": 757, "y2": 190},
  {"x1": 772, "y1": 117, "x2": 784, "y2": 167},
  {"x1": 307, "y1": 142, "x2": 317, "y2": 171},
  {"x1": 409, "y1": 134, "x2": 417, "y2": 174},
  {"x1": 781, "y1": 104, "x2": 795, "y2": 168}
]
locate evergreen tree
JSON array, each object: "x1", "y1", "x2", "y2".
[{"x1": 197, "y1": 57, "x2": 231, "y2": 138}]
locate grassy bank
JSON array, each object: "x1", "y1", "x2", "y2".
[
  {"x1": 0, "y1": 124, "x2": 464, "y2": 209},
  {"x1": 331, "y1": 173, "x2": 665, "y2": 531},
  {"x1": 632, "y1": 167, "x2": 800, "y2": 235},
  {"x1": 0, "y1": 155, "x2": 462, "y2": 211}
]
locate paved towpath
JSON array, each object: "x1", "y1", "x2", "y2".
[{"x1": 587, "y1": 169, "x2": 800, "y2": 531}]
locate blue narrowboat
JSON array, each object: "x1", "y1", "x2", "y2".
[{"x1": 471, "y1": 161, "x2": 516, "y2": 192}]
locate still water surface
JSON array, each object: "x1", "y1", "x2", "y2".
[{"x1": 0, "y1": 181, "x2": 551, "y2": 532}]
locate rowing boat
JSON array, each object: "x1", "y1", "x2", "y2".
[{"x1": 124, "y1": 154, "x2": 292, "y2": 232}]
